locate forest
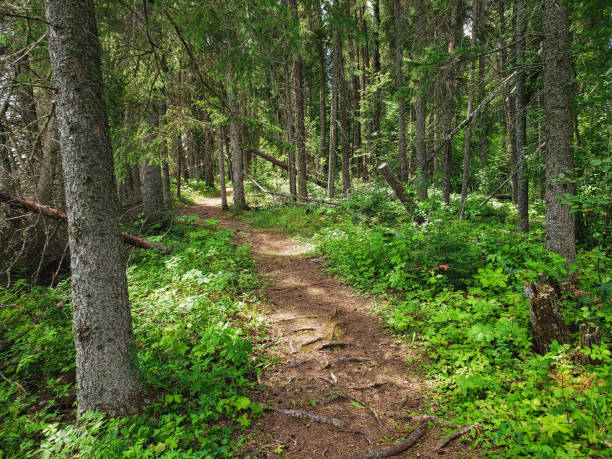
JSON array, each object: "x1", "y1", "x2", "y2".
[{"x1": 0, "y1": 0, "x2": 610, "y2": 457}]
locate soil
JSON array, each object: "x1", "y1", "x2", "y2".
[{"x1": 184, "y1": 197, "x2": 482, "y2": 459}]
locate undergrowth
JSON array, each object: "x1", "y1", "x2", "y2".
[
  {"x1": 0, "y1": 216, "x2": 262, "y2": 458},
  {"x1": 244, "y1": 184, "x2": 611, "y2": 458}
]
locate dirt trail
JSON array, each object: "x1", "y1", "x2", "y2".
[{"x1": 184, "y1": 197, "x2": 478, "y2": 459}]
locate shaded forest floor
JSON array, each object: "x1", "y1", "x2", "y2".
[{"x1": 184, "y1": 196, "x2": 482, "y2": 458}]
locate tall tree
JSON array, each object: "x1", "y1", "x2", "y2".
[
  {"x1": 393, "y1": 0, "x2": 408, "y2": 181},
  {"x1": 289, "y1": 0, "x2": 308, "y2": 197},
  {"x1": 515, "y1": 0, "x2": 529, "y2": 232},
  {"x1": 45, "y1": 0, "x2": 140, "y2": 416},
  {"x1": 542, "y1": 0, "x2": 576, "y2": 267},
  {"x1": 442, "y1": 1, "x2": 458, "y2": 205}
]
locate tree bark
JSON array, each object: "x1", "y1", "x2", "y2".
[
  {"x1": 524, "y1": 281, "x2": 570, "y2": 355},
  {"x1": 393, "y1": 0, "x2": 408, "y2": 182},
  {"x1": 415, "y1": 93, "x2": 428, "y2": 200},
  {"x1": 515, "y1": 0, "x2": 529, "y2": 232},
  {"x1": 289, "y1": 0, "x2": 308, "y2": 197},
  {"x1": 225, "y1": 64, "x2": 246, "y2": 209},
  {"x1": 378, "y1": 163, "x2": 414, "y2": 214},
  {"x1": 45, "y1": 0, "x2": 140, "y2": 416},
  {"x1": 543, "y1": 0, "x2": 576, "y2": 267},
  {"x1": 328, "y1": 3, "x2": 340, "y2": 199},
  {"x1": 442, "y1": 3, "x2": 458, "y2": 205},
  {"x1": 218, "y1": 128, "x2": 228, "y2": 210}
]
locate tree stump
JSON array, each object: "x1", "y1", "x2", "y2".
[
  {"x1": 524, "y1": 281, "x2": 570, "y2": 354},
  {"x1": 574, "y1": 322, "x2": 602, "y2": 365}
]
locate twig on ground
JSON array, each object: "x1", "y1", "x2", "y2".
[
  {"x1": 275, "y1": 315, "x2": 319, "y2": 322},
  {"x1": 342, "y1": 422, "x2": 428, "y2": 459},
  {"x1": 436, "y1": 424, "x2": 480, "y2": 452}
]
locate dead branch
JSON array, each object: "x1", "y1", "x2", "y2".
[
  {"x1": 250, "y1": 150, "x2": 327, "y2": 189},
  {"x1": 0, "y1": 192, "x2": 172, "y2": 254},
  {"x1": 342, "y1": 422, "x2": 428, "y2": 459},
  {"x1": 436, "y1": 424, "x2": 480, "y2": 452}
]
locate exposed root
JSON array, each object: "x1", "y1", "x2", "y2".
[
  {"x1": 286, "y1": 358, "x2": 313, "y2": 368},
  {"x1": 265, "y1": 405, "x2": 346, "y2": 427},
  {"x1": 275, "y1": 315, "x2": 319, "y2": 322},
  {"x1": 436, "y1": 424, "x2": 480, "y2": 452},
  {"x1": 300, "y1": 336, "x2": 324, "y2": 349},
  {"x1": 342, "y1": 422, "x2": 428, "y2": 459},
  {"x1": 331, "y1": 390, "x2": 388, "y2": 434},
  {"x1": 319, "y1": 342, "x2": 349, "y2": 350}
]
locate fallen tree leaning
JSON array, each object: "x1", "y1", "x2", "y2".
[{"x1": 0, "y1": 192, "x2": 172, "y2": 254}]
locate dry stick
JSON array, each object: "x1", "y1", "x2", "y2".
[
  {"x1": 250, "y1": 150, "x2": 327, "y2": 189},
  {"x1": 436, "y1": 424, "x2": 480, "y2": 452},
  {"x1": 265, "y1": 405, "x2": 346, "y2": 427},
  {"x1": 397, "y1": 395, "x2": 410, "y2": 410},
  {"x1": 246, "y1": 173, "x2": 344, "y2": 207},
  {"x1": 0, "y1": 192, "x2": 172, "y2": 254},
  {"x1": 342, "y1": 422, "x2": 429, "y2": 459}
]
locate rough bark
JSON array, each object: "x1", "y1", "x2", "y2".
[
  {"x1": 338, "y1": 1, "x2": 351, "y2": 194},
  {"x1": 378, "y1": 163, "x2": 414, "y2": 214},
  {"x1": 225, "y1": 65, "x2": 246, "y2": 209},
  {"x1": 140, "y1": 157, "x2": 167, "y2": 224},
  {"x1": 442, "y1": 3, "x2": 458, "y2": 205},
  {"x1": 218, "y1": 128, "x2": 228, "y2": 210},
  {"x1": 542, "y1": 0, "x2": 576, "y2": 267},
  {"x1": 289, "y1": 0, "x2": 308, "y2": 197},
  {"x1": 524, "y1": 281, "x2": 570, "y2": 355},
  {"x1": 393, "y1": 0, "x2": 408, "y2": 182},
  {"x1": 45, "y1": 0, "x2": 140, "y2": 416},
  {"x1": 515, "y1": 0, "x2": 529, "y2": 232},
  {"x1": 460, "y1": 0, "x2": 479, "y2": 217},
  {"x1": 371, "y1": 0, "x2": 382, "y2": 162},
  {"x1": 328, "y1": 4, "x2": 340, "y2": 199},
  {"x1": 415, "y1": 93, "x2": 428, "y2": 200}
]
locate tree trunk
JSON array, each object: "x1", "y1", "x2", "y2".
[
  {"x1": 524, "y1": 281, "x2": 570, "y2": 355},
  {"x1": 393, "y1": 0, "x2": 408, "y2": 182},
  {"x1": 226, "y1": 65, "x2": 246, "y2": 209},
  {"x1": 289, "y1": 0, "x2": 308, "y2": 198},
  {"x1": 328, "y1": 3, "x2": 340, "y2": 199},
  {"x1": 515, "y1": 0, "x2": 529, "y2": 232},
  {"x1": 176, "y1": 137, "x2": 182, "y2": 199},
  {"x1": 543, "y1": 0, "x2": 576, "y2": 268},
  {"x1": 442, "y1": 3, "x2": 458, "y2": 205},
  {"x1": 378, "y1": 163, "x2": 414, "y2": 214},
  {"x1": 338, "y1": 1, "x2": 351, "y2": 194},
  {"x1": 415, "y1": 93, "x2": 428, "y2": 200},
  {"x1": 371, "y1": 0, "x2": 382, "y2": 163},
  {"x1": 218, "y1": 128, "x2": 228, "y2": 210},
  {"x1": 460, "y1": 0, "x2": 479, "y2": 217},
  {"x1": 45, "y1": 0, "x2": 140, "y2": 416}
]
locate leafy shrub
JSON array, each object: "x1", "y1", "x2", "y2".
[{"x1": 0, "y1": 217, "x2": 262, "y2": 458}]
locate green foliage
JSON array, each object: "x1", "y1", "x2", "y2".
[
  {"x1": 245, "y1": 187, "x2": 611, "y2": 458},
  {"x1": 0, "y1": 217, "x2": 262, "y2": 458}
]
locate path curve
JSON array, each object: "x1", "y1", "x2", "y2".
[{"x1": 184, "y1": 197, "x2": 478, "y2": 459}]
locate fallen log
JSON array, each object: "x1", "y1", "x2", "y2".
[
  {"x1": 0, "y1": 192, "x2": 172, "y2": 254},
  {"x1": 377, "y1": 163, "x2": 415, "y2": 214},
  {"x1": 343, "y1": 422, "x2": 428, "y2": 459},
  {"x1": 250, "y1": 150, "x2": 327, "y2": 189}
]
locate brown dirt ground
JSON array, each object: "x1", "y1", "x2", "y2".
[{"x1": 184, "y1": 197, "x2": 482, "y2": 459}]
